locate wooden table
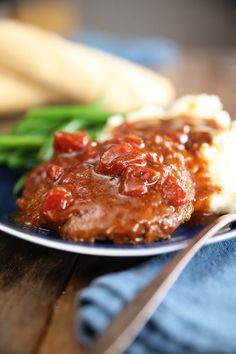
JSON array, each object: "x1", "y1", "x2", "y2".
[{"x1": 1, "y1": 49, "x2": 236, "y2": 354}]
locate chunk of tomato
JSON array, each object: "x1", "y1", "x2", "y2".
[
  {"x1": 161, "y1": 175, "x2": 187, "y2": 206},
  {"x1": 97, "y1": 143, "x2": 147, "y2": 176},
  {"x1": 119, "y1": 166, "x2": 159, "y2": 196},
  {"x1": 47, "y1": 164, "x2": 63, "y2": 181},
  {"x1": 107, "y1": 134, "x2": 145, "y2": 149},
  {"x1": 54, "y1": 131, "x2": 89, "y2": 153},
  {"x1": 42, "y1": 186, "x2": 74, "y2": 222}
]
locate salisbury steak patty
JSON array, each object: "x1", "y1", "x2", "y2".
[{"x1": 17, "y1": 126, "x2": 195, "y2": 244}]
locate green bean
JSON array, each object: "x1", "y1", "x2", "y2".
[
  {"x1": 14, "y1": 119, "x2": 64, "y2": 135},
  {"x1": 38, "y1": 136, "x2": 54, "y2": 162},
  {"x1": 38, "y1": 119, "x2": 86, "y2": 162},
  {"x1": 87, "y1": 125, "x2": 104, "y2": 139},
  {"x1": 24, "y1": 103, "x2": 108, "y2": 119},
  {"x1": 0, "y1": 153, "x2": 8, "y2": 163},
  {"x1": 0, "y1": 135, "x2": 45, "y2": 148},
  {"x1": 13, "y1": 174, "x2": 26, "y2": 196},
  {"x1": 5, "y1": 148, "x2": 37, "y2": 168},
  {"x1": 0, "y1": 101, "x2": 118, "y2": 195},
  {"x1": 14, "y1": 110, "x2": 113, "y2": 135},
  {"x1": 7, "y1": 155, "x2": 26, "y2": 168}
]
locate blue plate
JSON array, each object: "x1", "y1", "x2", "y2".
[{"x1": 0, "y1": 165, "x2": 235, "y2": 257}]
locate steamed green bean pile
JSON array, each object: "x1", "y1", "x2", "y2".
[
  {"x1": 0, "y1": 102, "x2": 115, "y2": 195},
  {"x1": 0, "y1": 103, "x2": 115, "y2": 170}
]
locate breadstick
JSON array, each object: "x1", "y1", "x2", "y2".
[
  {"x1": 0, "y1": 20, "x2": 175, "y2": 112},
  {"x1": 0, "y1": 69, "x2": 65, "y2": 115}
]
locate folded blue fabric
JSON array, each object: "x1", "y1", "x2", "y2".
[
  {"x1": 69, "y1": 29, "x2": 181, "y2": 67},
  {"x1": 76, "y1": 239, "x2": 236, "y2": 354}
]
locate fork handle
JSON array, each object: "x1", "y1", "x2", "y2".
[{"x1": 90, "y1": 213, "x2": 236, "y2": 354}]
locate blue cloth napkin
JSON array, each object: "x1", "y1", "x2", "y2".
[
  {"x1": 69, "y1": 29, "x2": 181, "y2": 67},
  {"x1": 76, "y1": 239, "x2": 236, "y2": 354}
]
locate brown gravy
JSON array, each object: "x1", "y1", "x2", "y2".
[{"x1": 16, "y1": 120, "x2": 219, "y2": 243}]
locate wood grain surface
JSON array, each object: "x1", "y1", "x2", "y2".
[{"x1": 0, "y1": 49, "x2": 236, "y2": 354}]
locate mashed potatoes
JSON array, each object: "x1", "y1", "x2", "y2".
[
  {"x1": 200, "y1": 122, "x2": 236, "y2": 213},
  {"x1": 168, "y1": 94, "x2": 231, "y2": 129}
]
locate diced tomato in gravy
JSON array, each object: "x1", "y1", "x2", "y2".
[{"x1": 16, "y1": 120, "x2": 218, "y2": 244}]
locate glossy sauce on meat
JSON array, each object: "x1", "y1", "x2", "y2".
[{"x1": 16, "y1": 121, "x2": 218, "y2": 244}]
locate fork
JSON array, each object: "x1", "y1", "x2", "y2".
[{"x1": 89, "y1": 213, "x2": 236, "y2": 354}]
